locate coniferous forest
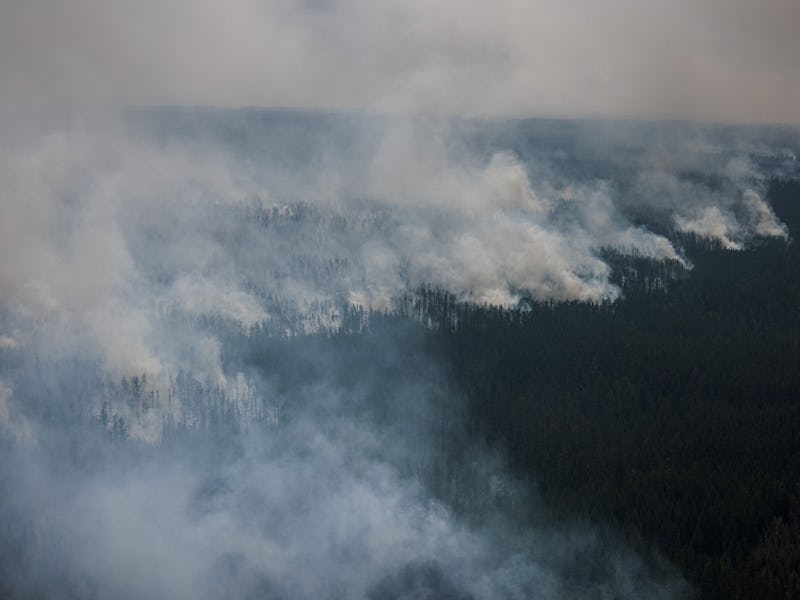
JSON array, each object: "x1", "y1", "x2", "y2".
[
  {"x1": 1, "y1": 111, "x2": 799, "y2": 599},
  {"x1": 237, "y1": 180, "x2": 800, "y2": 599},
  {"x1": 4, "y1": 2, "x2": 800, "y2": 598},
  {"x1": 419, "y1": 179, "x2": 800, "y2": 598}
]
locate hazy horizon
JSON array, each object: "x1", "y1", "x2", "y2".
[
  {"x1": 2, "y1": 0, "x2": 800, "y2": 125},
  {"x1": 2, "y1": 3, "x2": 799, "y2": 598}
]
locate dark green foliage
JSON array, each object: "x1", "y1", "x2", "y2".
[
  {"x1": 92, "y1": 179, "x2": 800, "y2": 598},
  {"x1": 4, "y1": 172, "x2": 798, "y2": 598},
  {"x1": 399, "y1": 180, "x2": 800, "y2": 599}
]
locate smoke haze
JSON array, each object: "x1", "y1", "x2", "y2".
[
  {"x1": 1, "y1": 323, "x2": 693, "y2": 599},
  {"x1": 1, "y1": 109, "x2": 795, "y2": 598},
  {"x1": 2, "y1": 112, "x2": 792, "y2": 386},
  {"x1": 1, "y1": 1, "x2": 800, "y2": 123},
  {"x1": 1, "y1": 1, "x2": 799, "y2": 597}
]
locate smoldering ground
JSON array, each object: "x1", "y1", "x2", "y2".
[{"x1": 0, "y1": 109, "x2": 794, "y2": 598}]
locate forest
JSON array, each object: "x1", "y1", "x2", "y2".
[
  {"x1": 417, "y1": 179, "x2": 800, "y2": 598},
  {"x1": 240, "y1": 179, "x2": 800, "y2": 598},
  {"x1": 1, "y1": 111, "x2": 799, "y2": 599},
  {"x1": 5, "y1": 0, "x2": 800, "y2": 595}
]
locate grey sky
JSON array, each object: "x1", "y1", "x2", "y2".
[{"x1": 1, "y1": 0, "x2": 799, "y2": 122}]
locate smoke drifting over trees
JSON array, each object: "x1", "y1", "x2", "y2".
[
  {"x1": 1, "y1": 108, "x2": 797, "y2": 598},
  {"x1": 1, "y1": 112, "x2": 792, "y2": 384},
  {"x1": 2, "y1": 1, "x2": 799, "y2": 597}
]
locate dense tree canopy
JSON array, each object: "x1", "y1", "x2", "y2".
[{"x1": 2, "y1": 180, "x2": 799, "y2": 599}]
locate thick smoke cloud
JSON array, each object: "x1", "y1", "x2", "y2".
[
  {"x1": 1, "y1": 1, "x2": 797, "y2": 596},
  {"x1": 12, "y1": 110, "x2": 797, "y2": 597},
  {"x1": 1, "y1": 0, "x2": 800, "y2": 123},
  {"x1": 637, "y1": 172, "x2": 787, "y2": 250},
  {"x1": 0, "y1": 112, "x2": 793, "y2": 404},
  {"x1": 622, "y1": 133, "x2": 792, "y2": 249},
  {"x1": 0, "y1": 321, "x2": 690, "y2": 599}
]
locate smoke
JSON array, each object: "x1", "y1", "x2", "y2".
[
  {"x1": 2, "y1": 435, "x2": 684, "y2": 599},
  {"x1": 0, "y1": 113, "x2": 675, "y2": 378},
  {"x1": 0, "y1": 108, "x2": 793, "y2": 598},
  {"x1": 0, "y1": 324, "x2": 690, "y2": 599},
  {"x1": 630, "y1": 148, "x2": 789, "y2": 249},
  {"x1": 0, "y1": 111, "x2": 793, "y2": 391},
  {"x1": 2, "y1": 0, "x2": 797, "y2": 593},
  {"x1": 0, "y1": 378, "x2": 33, "y2": 447},
  {"x1": 2, "y1": 0, "x2": 800, "y2": 123}
]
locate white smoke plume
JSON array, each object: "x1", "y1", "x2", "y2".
[
  {"x1": 1, "y1": 1, "x2": 796, "y2": 595},
  {"x1": 0, "y1": 109, "x2": 793, "y2": 599},
  {"x1": 2, "y1": 113, "x2": 793, "y2": 385},
  {"x1": 632, "y1": 151, "x2": 789, "y2": 249},
  {"x1": 0, "y1": 338, "x2": 691, "y2": 599}
]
